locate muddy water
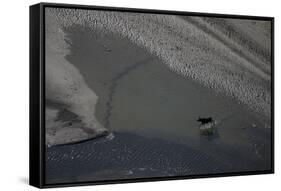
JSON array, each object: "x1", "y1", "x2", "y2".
[{"x1": 65, "y1": 27, "x2": 271, "y2": 170}]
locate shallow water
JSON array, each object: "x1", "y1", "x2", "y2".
[
  {"x1": 46, "y1": 132, "x2": 267, "y2": 184},
  {"x1": 45, "y1": 26, "x2": 271, "y2": 183},
  {"x1": 67, "y1": 28, "x2": 270, "y2": 141}
]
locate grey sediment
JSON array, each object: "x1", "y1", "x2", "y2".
[
  {"x1": 103, "y1": 57, "x2": 154, "y2": 130},
  {"x1": 44, "y1": 8, "x2": 272, "y2": 182},
  {"x1": 46, "y1": 8, "x2": 272, "y2": 119},
  {"x1": 57, "y1": 25, "x2": 270, "y2": 173}
]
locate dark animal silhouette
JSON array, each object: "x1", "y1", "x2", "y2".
[{"x1": 197, "y1": 117, "x2": 214, "y2": 125}]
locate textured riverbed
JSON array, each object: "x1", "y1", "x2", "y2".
[
  {"x1": 46, "y1": 132, "x2": 269, "y2": 184},
  {"x1": 45, "y1": 7, "x2": 272, "y2": 184}
]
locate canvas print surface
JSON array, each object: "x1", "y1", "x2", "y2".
[{"x1": 45, "y1": 7, "x2": 272, "y2": 184}]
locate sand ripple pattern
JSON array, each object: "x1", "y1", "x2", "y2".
[{"x1": 46, "y1": 8, "x2": 272, "y2": 119}]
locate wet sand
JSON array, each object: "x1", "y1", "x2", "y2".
[
  {"x1": 66, "y1": 27, "x2": 270, "y2": 145},
  {"x1": 45, "y1": 9, "x2": 272, "y2": 184},
  {"x1": 46, "y1": 27, "x2": 271, "y2": 183},
  {"x1": 46, "y1": 8, "x2": 271, "y2": 118}
]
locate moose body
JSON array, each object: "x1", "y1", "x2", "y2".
[{"x1": 197, "y1": 117, "x2": 214, "y2": 125}]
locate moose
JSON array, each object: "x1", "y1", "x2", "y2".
[{"x1": 197, "y1": 117, "x2": 214, "y2": 125}]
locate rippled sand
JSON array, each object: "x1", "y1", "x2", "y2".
[{"x1": 45, "y1": 7, "x2": 272, "y2": 184}]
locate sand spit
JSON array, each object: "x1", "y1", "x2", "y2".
[{"x1": 46, "y1": 8, "x2": 271, "y2": 120}]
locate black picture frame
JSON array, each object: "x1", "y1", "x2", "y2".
[{"x1": 30, "y1": 2, "x2": 274, "y2": 188}]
